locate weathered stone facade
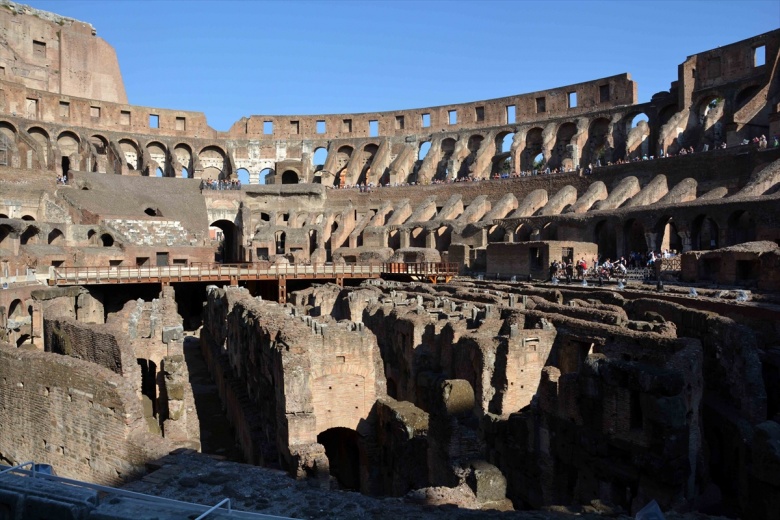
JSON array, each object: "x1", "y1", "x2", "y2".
[{"x1": 0, "y1": 3, "x2": 779, "y2": 519}]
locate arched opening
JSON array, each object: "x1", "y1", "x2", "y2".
[
  {"x1": 144, "y1": 207, "x2": 160, "y2": 217},
  {"x1": 281, "y1": 170, "x2": 299, "y2": 184},
  {"x1": 332, "y1": 146, "x2": 353, "y2": 187},
  {"x1": 147, "y1": 142, "x2": 167, "y2": 177},
  {"x1": 174, "y1": 144, "x2": 193, "y2": 177},
  {"x1": 583, "y1": 118, "x2": 610, "y2": 167},
  {"x1": 727, "y1": 210, "x2": 756, "y2": 246},
  {"x1": 434, "y1": 226, "x2": 450, "y2": 250},
  {"x1": 624, "y1": 112, "x2": 650, "y2": 159},
  {"x1": 28, "y1": 127, "x2": 50, "y2": 168},
  {"x1": 500, "y1": 132, "x2": 515, "y2": 153},
  {"x1": 21, "y1": 215, "x2": 35, "y2": 221},
  {"x1": 313, "y1": 147, "x2": 328, "y2": 172},
  {"x1": 551, "y1": 122, "x2": 577, "y2": 170},
  {"x1": 275, "y1": 231, "x2": 286, "y2": 255},
  {"x1": 199, "y1": 145, "x2": 227, "y2": 180},
  {"x1": 236, "y1": 168, "x2": 250, "y2": 185},
  {"x1": 259, "y1": 168, "x2": 274, "y2": 185},
  {"x1": 522, "y1": 127, "x2": 544, "y2": 171},
  {"x1": 458, "y1": 135, "x2": 483, "y2": 178},
  {"x1": 436, "y1": 138, "x2": 457, "y2": 180},
  {"x1": 0, "y1": 224, "x2": 12, "y2": 247},
  {"x1": 410, "y1": 227, "x2": 426, "y2": 248},
  {"x1": 492, "y1": 131, "x2": 514, "y2": 175},
  {"x1": 119, "y1": 139, "x2": 140, "y2": 171},
  {"x1": 8, "y1": 299, "x2": 23, "y2": 320},
  {"x1": 20, "y1": 226, "x2": 39, "y2": 245},
  {"x1": 317, "y1": 427, "x2": 360, "y2": 491},
  {"x1": 532, "y1": 153, "x2": 545, "y2": 170},
  {"x1": 594, "y1": 220, "x2": 617, "y2": 260},
  {"x1": 47, "y1": 229, "x2": 64, "y2": 245},
  {"x1": 100, "y1": 233, "x2": 114, "y2": 247},
  {"x1": 418, "y1": 141, "x2": 431, "y2": 160},
  {"x1": 357, "y1": 144, "x2": 378, "y2": 185},
  {"x1": 309, "y1": 229, "x2": 318, "y2": 255},
  {"x1": 631, "y1": 113, "x2": 649, "y2": 128},
  {"x1": 541, "y1": 222, "x2": 558, "y2": 240},
  {"x1": 210, "y1": 220, "x2": 239, "y2": 263},
  {"x1": 624, "y1": 219, "x2": 647, "y2": 256},
  {"x1": 656, "y1": 216, "x2": 682, "y2": 253},
  {"x1": 692, "y1": 215, "x2": 719, "y2": 250},
  {"x1": 61, "y1": 156, "x2": 70, "y2": 177},
  {"x1": 487, "y1": 225, "x2": 505, "y2": 243},
  {"x1": 515, "y1": 223, "x2": 532, "y2": 242},
  {"x1": 388, "y1": 229, "x2": 400, "y2": 250},
  {"x1": 0, "y1": 214, "x2": 7, "y2": 219}
]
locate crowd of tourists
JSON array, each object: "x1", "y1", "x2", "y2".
[
  {"x1": 549, "y1": 249, "x2": 679, "y2": 283},
  {"x1": 200, "y1": 178, "x2": 242, "y2": 191}
]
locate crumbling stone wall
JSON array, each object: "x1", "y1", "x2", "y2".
[{"x1": 0, "y1": 341, "x2": 173, "y2": 485}]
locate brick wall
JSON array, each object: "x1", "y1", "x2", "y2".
[{"x1": 0, "y1": 342, "x2": 172, "y2": 485}]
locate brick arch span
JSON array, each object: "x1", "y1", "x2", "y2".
[
  {"x1": 145, "y1": 140, "x2": 169, "y2": 177},
  {"x1": 310, "y1": 362, "x2": 378, "y2": 438},
  {"x1": 198, "y1": 144, "x2": 229, "y2": 180}
]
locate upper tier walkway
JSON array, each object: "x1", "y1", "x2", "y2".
[{"x1": 47, "y1": 262, "x2": 459, "y2": 302}]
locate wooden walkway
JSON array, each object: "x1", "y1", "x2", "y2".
[{"x1": 48, "y1": 262, "x2": 459, "y2": 303}]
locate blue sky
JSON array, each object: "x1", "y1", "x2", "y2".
[{"x1": 26, "y1": 0, "x2": 780, "y2": 132}]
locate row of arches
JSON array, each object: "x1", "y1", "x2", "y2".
[
  {"x1": 1, "y1": 78, "x2": 768, "y2": 184},
  {"x1": 0, "y1": 224, "x2": 114, "y2": 248},
  {"x1": 0, "y1": 120, "x2": 233, "y2": 179}
]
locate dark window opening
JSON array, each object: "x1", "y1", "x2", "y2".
[
  {"x1": 530, "y1": 247, "x2": 543, "y2": 269},
  {"x1": 599, "y1": 84, "x2": 610, "y2": 103},
  {"x1": 61, "y1": 156, "x2": 70, "y2": 177},
  {"x1": 290, "y1": 121, "x2": 300, "y2": 134},
  {"x1": 342, "y1": 119, "x2": 352, "y2": 133},
  {"x1": 395, "y1": 115, "x2": 404, "y2": 130},
  {"x1": 33, "y1": 40, "x2": 46, "y2": 58},
  {"x1": 475, "y1": 106, "x2": 485, "y2": 122},
  {"x1": 536, "y1": 97, "x2": 546, "y2": 113}
]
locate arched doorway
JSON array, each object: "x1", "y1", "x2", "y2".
[
  {"x1": 624, "y1": 219, "x2": 647, "y2": 256},
  {"x1": 275, "y1": 231, "x2": 286, "y2": 255},
  {"x1": 727, "y1": 210, "x2": 756, "y2": 246},
  {"x1": 281, "y1": 170, "x2": 299, "y2": 184},
  {"x1": 209, "y1": 220, "x2": 239, "y2": 263},
  {"x1": 656, "y1": 216, "x2": 683, "y2": 253},
  {"x1": 317, "y1": 427, "x2": 360, "y2": 491},
  {"x1": 692, "y1": 215, "x2": 719, "y2": 250},
  {"x1": 594, "y1": 220, "x2": 617, "y2": 260}
]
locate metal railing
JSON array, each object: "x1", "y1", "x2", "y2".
[
  {"x1": 0, "y1": 462, "x2": 291, "y2": 519},
  {"x1": 49, "y1": 262, "x2": 459, "y2": 286}
]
